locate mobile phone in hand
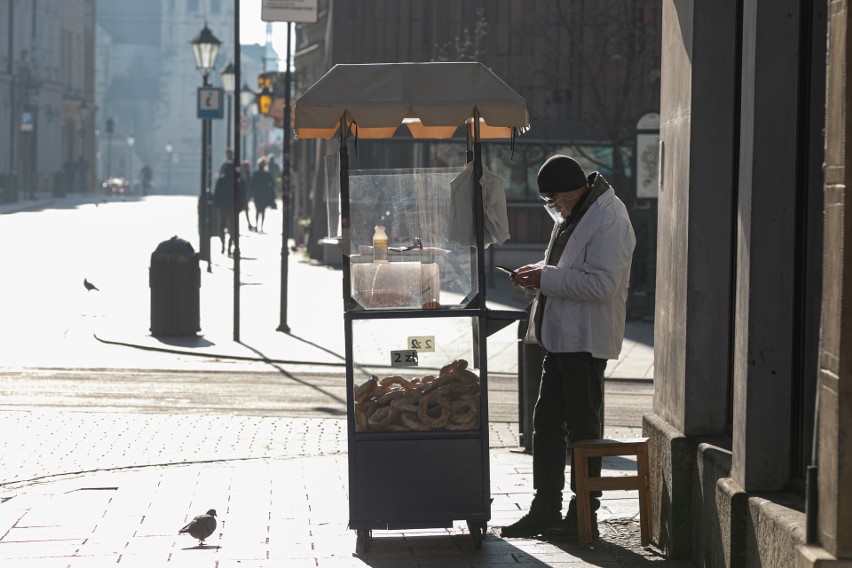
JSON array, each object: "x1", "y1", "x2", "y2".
[{"x1": 495, "y1": 265, "x2": 517, "y2": 276}]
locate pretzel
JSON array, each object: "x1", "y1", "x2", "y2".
[
  {"x1": 380, "y1": 375, "x2": 414, "y2": 391},
  {"x1": 354, "y1": 376, "x2": 379, "y2": 403},
  {"x1": 400, "y1": 411, "x2": 430, "y2": 431},
  {"x1": 354, "y1": 401, "x2": 369, "y2": 431},
  {"x1": 368, "y1": 406, "x2": 396, "y2": 429},
  {"x1": 377, "y1": 387, "x2": 410, "y2": 406},
  {"x1": 451, "y1": 367, "x2": 479, "y2": 385},
  {"x1": 450, "y1": 396, "x2": 478, "y2": 425},
  {"x1": 418, "y1": 387, "x2": 450, "y2": 428},
  {"x1": 390, "y1": 393, "x2": 421, "y2": 414},
  {"x1": 438, "y1": 359, "x2": 466, "y2": 378},
  {"x1": 410, "y1": 375, "x2": 435, "y2": 390}
]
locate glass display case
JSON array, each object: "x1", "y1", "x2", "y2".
[
  {"x1": 350, "y1": 317, "x2": 481, "y2": 433},
  {"x1": 341, "y1": 166, "x2": 495, "y2": 551},
  {"x1": 294, "y1": 61, "x2": 530, "y2": 553},
  {"x1": 345, "y1": 167, "x2": 477, "y2": 310}
]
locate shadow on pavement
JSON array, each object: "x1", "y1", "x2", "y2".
[
  {"x1": 155, "y1": 335, "x2": 215, "y2": 348},
  {"x1": 241, "y1": 341, "x2": 348, "y2": 409}
]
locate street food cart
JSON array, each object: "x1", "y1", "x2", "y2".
[{"x1": 294, "y1": 62, "x2": 529, "y2": 552}]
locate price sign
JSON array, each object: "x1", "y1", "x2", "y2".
[
  {"x1": 407, "y1": 336, "x2": 435, "y2": 352},
  {"x1": 390, "y1": 350, "x2": 419, "y2": 367}
]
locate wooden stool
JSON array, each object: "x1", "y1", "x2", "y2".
[{"x1": 572, "y1": 437, "x2": 651, "y2": 547}]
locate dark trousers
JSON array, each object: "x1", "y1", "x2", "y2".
[{"x1": 531, "y1": 351, "x2": 606, "y2": 515}]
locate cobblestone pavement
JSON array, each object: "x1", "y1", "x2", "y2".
[{"x1": 0, "y1": 410, "x2": 694, "y2": 567}]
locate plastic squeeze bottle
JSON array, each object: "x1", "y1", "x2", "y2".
[{"x1": 373, "y1": 225, "x2": 388, "y2": 263}]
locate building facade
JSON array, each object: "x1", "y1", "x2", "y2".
[
  {"x1": 94, "y1": 0, "x2": 276, "y2": 197},
  {"x1": 292, "y1": 0, "x2": 661, "y2": 295},
  {"x1": 0, "y1": 0, "x2": 96, "y2": 200},
  {"x1": 651, "y1": 0, "x2": 850, "y2": 565}
]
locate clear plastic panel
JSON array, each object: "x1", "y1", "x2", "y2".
[
  {"x1": 348, "y1": 167, "x2": 476, "y2": 309},
  {"x1": 351, "y1": 317, "x2": 481, "y2": 433},
  {"x1": 325, "y1": 153, "x2": 341, "y2": 238}
]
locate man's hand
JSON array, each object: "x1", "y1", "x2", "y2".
[{"x1": 511, "y1": 265, "x2": 542, "y2": 290}]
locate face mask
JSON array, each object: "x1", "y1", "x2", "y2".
[{"x1": 543, "y1": 203, "x2": 563, "y2": 223}]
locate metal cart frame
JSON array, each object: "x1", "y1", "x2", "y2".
[{"x1": 294, "y1": 62, "x2": 529, "y2": 552}]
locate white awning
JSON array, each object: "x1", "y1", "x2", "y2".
[{"x1": 294, "y1": 62, "x2": 530, "y2": 140}]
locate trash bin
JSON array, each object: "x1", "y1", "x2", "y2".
[{"x1": 149, "y1": 236, "x2": 201, "y2": 336}]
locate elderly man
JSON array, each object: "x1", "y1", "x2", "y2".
[{"x1": 501, "y1": 155, "x2": 636, "y2": 541}]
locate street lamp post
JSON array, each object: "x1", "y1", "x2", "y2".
[
  {"x1": 220, "y1": 62, "x2": 235, "y2": 150},
  {"x1": 106, "y1": 117, "x2": 114, "y2": 179},
  {"x1": 232, "y1": 3, "x2": 243, "y2": 342},
  {"x1": 278, "y1": 21, "x2": 293, "y2": 333},
  {"x1": 127, "y1": 134, "x2": 135, "y2": 194},
  {"x1": 191, "y1": 23, "x2": 222, "y2": 271},
  {"x1": 240, "y1": 83, "x2": 255, "y2": 162},
  {"x1": 165, "y1": 142, "x2": 173, "y2": 193},
  {"x1": 250, "y1": 103, "x2": 258, "y2": 166}
]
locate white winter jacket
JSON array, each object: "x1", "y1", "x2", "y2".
[{"x1": 524, "y1": 180, "x2": 636, "y2": 360}]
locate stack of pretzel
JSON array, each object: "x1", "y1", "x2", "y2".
[{"x1": 353, "y1": 359, "x2": 480, "y2": 432}]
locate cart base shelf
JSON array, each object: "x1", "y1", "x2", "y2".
[{"x1": 354, "y1": 519, "x2": 488, "y2": 554}]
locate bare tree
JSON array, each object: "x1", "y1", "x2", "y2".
[
  {"x1": 522, "y1": 0, "x2": 661, "y2": 209},
  {"x1": 435, "y1": 7, "x2": 488, "y2": 62}
]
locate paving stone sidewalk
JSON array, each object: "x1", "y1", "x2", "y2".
[{"x1": 0, "y1": 410, "x2": 693, "y2": 567}]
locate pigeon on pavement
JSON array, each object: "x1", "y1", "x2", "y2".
[
  {"x1": 83, "y1": 278, "x2": 99, "y2": 291},
  {"x1": 179, "y1": 509, "x2": 217, "y2": 546}
]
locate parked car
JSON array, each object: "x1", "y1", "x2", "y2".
[{"x1": 102, "y1": 177, "x2": 130, "y2": 195}]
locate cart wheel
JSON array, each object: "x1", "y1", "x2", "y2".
[
  {"x1": 467, "y1": 520, "x2": 487, "y2": 550},
  {"x1": 356, "y1": 529, "x2": 372, "y2": 554}
]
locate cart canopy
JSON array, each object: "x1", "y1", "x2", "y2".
[{"x1": 294, "y1": 62, "x2": 529, "y2": 140}]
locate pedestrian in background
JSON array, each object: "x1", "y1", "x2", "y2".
[
  {"x1": 266, "y1": 155, "x2": 281, "y2": 188},
  {"x1": 75, "y1": 155, "x2": 89, "y2": 193},
  {"x1": 213, "y1": 149, "x2": 237, "y2": 255},
  {"x1": 240, "y1": 160, "x2": 255, "y2": 232},
  {"x1": 249, "y1": 157, "x2": 276, "y2": 232},
  {"x1": 140, "y1": 164, "x2": 152, "y2": 196},
  {"x1": 500, "y1": 155, "x2": 636, "y2": 541}
]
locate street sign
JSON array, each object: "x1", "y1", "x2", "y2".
[
  {"x1": 635, "y1": 112, "x2": 660, "y2": 199},
  {"x1": 20, "y1": 112, "x2": 34, "y2": 132},
  {"x1": 261, "y1": 0, "x2": 318, "y2": 23},
  {"x1": 197, "y1": 87, "x2": 224, "y2": 119}
]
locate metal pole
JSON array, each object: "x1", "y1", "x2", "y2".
[
  {"x1": 205, "y1": 117, "x2": 212, "y2": 272},
  {"x1": 7, "y1": 0, "x2": 14, "y2": 172},
  {"x1": 199, "y1": 72, "x2": 211, "y2": 269},
  {"x1": 106, "y1": 131, "x2": 112, "y2": 178},
  {"x1": 251, "y1": 113, "x2": 257, "y2": 166},
  {"x1": 226, "y1": 92, "x2": 232, "y2": 149},
  {"x1": 277, "y1": 20, "x2": 292, "y2": 333},
  {"x1": 232, "y1": 0, "x2": 242, "y2": 341},
  {"x1": 241, "y1": 111, "x2": 247, "y2": 161}
]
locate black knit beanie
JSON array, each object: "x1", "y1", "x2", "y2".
[{"x1": 537, "y1": 155, "x2": 588, "y2": 194}]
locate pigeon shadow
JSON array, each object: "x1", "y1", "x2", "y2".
[{"x1": 181, "y1": 545, "x2": 221, "y2": 551}]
